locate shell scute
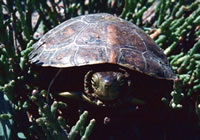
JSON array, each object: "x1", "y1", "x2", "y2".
[
  {"x1": 44, "y1": 21, "x2": 87, "y2": 50},
  {"x1": 118, "y1": 49, "x2": 145, "y2": 72},
  {"x1": 112, "y1": 25, "x2": 147, "y2": 52},
  {"x1": 76, "y1": 24, "x2": 107, "y2": 46},
  {"x1": 35, "y1": 50, "x2": 54, "y2": 66},
  {"x1": 50, "y1": 46, "x2": 77, "y2": 67},
  {"x1": 75, "y1": 46, "x2": 107, "y2": 66}
]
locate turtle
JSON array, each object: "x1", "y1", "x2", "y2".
[{"x1": 29, "y1": 13, "x2": 176, "y2": 107}]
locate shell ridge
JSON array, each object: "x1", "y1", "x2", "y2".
[
  {"x1": 141, "y1": 52, "x2": 147, "y2": 72},
  {"x1": 133, "y1": 29, "x2": 148, "y2": 52}
]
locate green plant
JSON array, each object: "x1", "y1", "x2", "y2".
[{"x1": 0, "y1": 0, "x2": 200, "y2": 139}]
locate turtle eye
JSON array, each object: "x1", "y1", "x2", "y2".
[{"x1": 104, "y1": 80, "x2": 111, "y2": 89}]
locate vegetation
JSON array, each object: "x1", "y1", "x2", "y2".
[{"x1": 0, "y1": 0, "x2": 200, "y2": 139}]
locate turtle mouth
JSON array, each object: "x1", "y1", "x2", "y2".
[
  {"x1": 82, "y1": 90, "x2": 146, "y2": 107},
  {"x1": 82, "y1": 92, "x2": 126, "y2": 107}
]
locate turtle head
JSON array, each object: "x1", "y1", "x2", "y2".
[{"x1": 84, "y1": 70, "x2": 131, "y2": 103}]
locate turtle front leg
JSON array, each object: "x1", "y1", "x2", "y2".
[
  {"x1": 59, "y1": 91, "x2": 104, "y2": 106},
  {"x1": 58, "y1": 91, "x2": 83, "y2": 100}
]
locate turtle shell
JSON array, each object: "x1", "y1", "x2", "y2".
[{"x1": 29, "y1": 13, "x2": 176, "y2": 80}]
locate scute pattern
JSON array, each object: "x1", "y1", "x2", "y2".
[
  {"x1": 118, "y1": 49, "x2": 145, "y2": 72},
  {"x1": 76, "y1": 24, "x2": 107, "y2": 46},
  {"x1": 75, "y1": 46, "x2": 107, "y2": 66},
  {"x1": 29, "y1": 13, "x2": 176, "y2": 80}
]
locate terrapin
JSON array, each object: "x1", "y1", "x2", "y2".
[{"x1": 29, "y1": 13, "x2": 176, "y2": 107}]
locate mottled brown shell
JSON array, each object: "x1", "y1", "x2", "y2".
[{"x1": 29, "y1": 13, "x2": 176, "y2": 80}]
